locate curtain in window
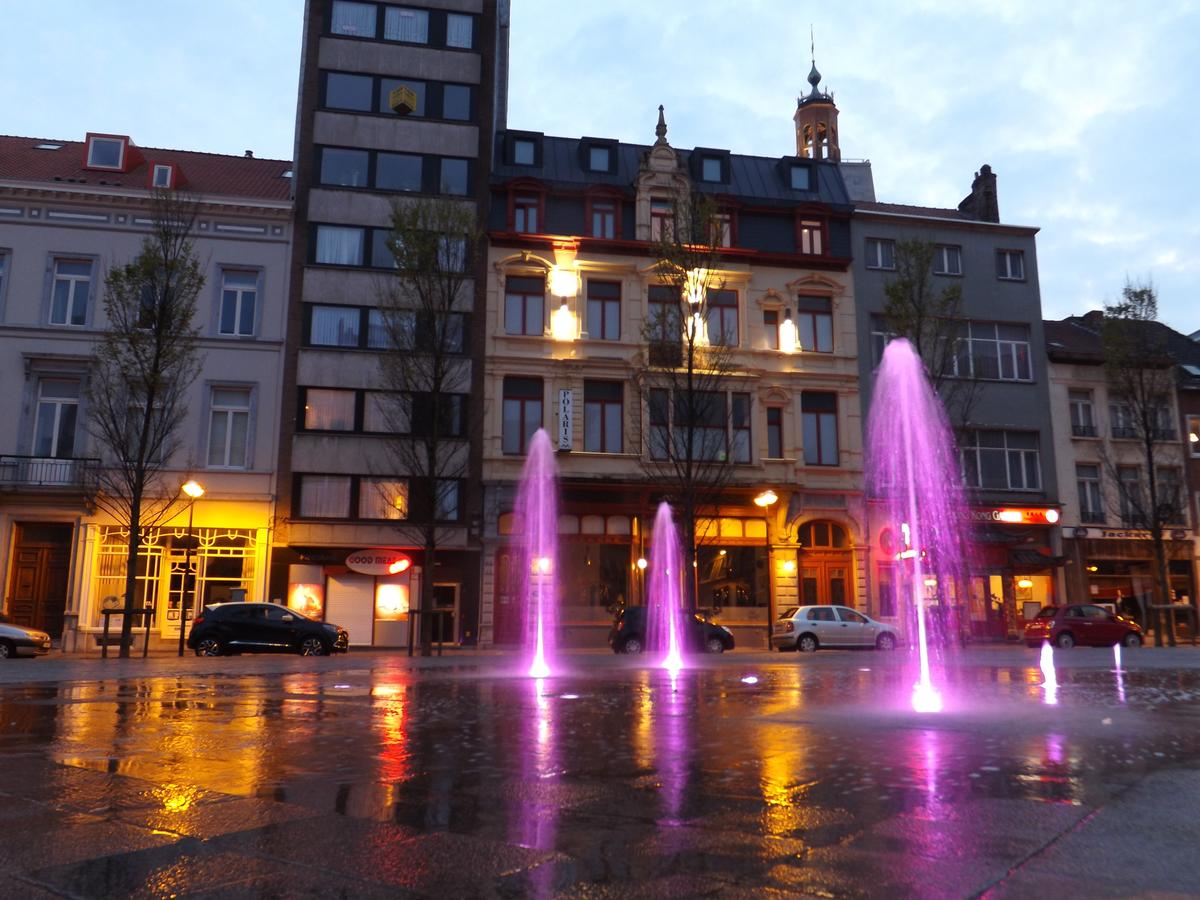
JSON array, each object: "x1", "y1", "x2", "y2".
[
  {"x1": 300, "y1": 476, "x2": 351, "y2": 518},
  {"x1": 305, "y1": 389, "x2": 355, "y2": 431},
  {"x1": 331, "y1": 1, "x2": 376, "y2": 36},
  {"x1": 315, "y1": 226, "x2": 364, "y2": 265},
  {"x1": 384, "y1": 7, "x2": 428, "y2": 42},
  {"x1": 446, "y1": 13, "x2": 472, "y2": 48},
  {"x1": 359, "y1": 478, "x2": 408, "y2": 519},
  {"x1": 310, "y1": 306, "x2": 359, "y2": 346}
]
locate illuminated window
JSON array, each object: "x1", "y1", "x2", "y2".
[
  {"x1": 798, "y1": 219, "x2": 823, "y2": 255},
  {"x1": 360, "y1": 478, "x2": 408, "y2": 520},
  {"x1": 763, "y1": 310, "x2": 780, "y2": 350},
  {"x1": 304, "y1": 388, "x2": 355, "y2": 431}
]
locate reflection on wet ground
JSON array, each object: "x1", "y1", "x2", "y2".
[{"x1": 2, "y1": 650, "x2": 1200, "y2": 897}]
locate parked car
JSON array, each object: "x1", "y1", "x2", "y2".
[
  {"x1": 0, "y1": 615, "x2": 52, "y2": 659},
  {"x1": 609, "y1": 605, "x2": 735, "y2": 654},
  {"x1": 1024, "y1": 604, "x2": 1143, "y2": 649},
  {"x1": 772, "y1": 605, "x2": 900, "y2": 652},
  {"x1": 187, "y1": 602, "x2": 349, "y2": 657}
]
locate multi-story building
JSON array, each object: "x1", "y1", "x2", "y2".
[
  {"x1": 0, "y1": 132, "x2": 292, "y2": 650},
  {"x1": 273, "y1": 0, "x2": 507, "y2": 646},
  {"x1": 1046, "y1": 315, "x2": 1197, "y2": 616},
  {"x1": 849, "y1": 158, "x2": 1061, "y2": 639},
  {"x1": 479, "y1": 71, "x2": 864, "y2": 649}
]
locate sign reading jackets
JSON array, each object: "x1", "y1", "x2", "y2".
[{"x1": 558, "y1": 389, "x2": 573, "y2": 451}]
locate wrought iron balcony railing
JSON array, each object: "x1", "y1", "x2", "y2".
[{"x1": 0, "y1": 455, "x2": 100, "y2": 489}]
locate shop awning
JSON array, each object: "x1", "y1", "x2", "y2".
[{"x1": 1010, "y1": 549, "x2": 1065, "y2": 569}]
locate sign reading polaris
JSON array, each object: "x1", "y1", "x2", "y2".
[{"x1": 346, "y1": 549, "x2": 412, "y2": 576}]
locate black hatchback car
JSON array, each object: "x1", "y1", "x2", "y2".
[
  {"x1": 187, "y1": 602, "x2": 349, "y2": 657},
  {"x1": 609, "y1": 605, "x2": 735, "y2": 654}
]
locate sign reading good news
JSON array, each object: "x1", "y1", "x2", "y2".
[{"x1": 558, "y1": 389, "x2": 573, "y2": 451}]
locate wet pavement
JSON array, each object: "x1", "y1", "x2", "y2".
[{"x1": 2, "y1": 646, "x2": 1200, "y2": 898}]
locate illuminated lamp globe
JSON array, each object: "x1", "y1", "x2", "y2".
[{"x1": 182, "y1": 480, "x2": 205, "y2": 499}]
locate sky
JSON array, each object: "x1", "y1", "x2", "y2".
[{"x1": 2, "y1": 1, "x2": 1196, "y2": 331}]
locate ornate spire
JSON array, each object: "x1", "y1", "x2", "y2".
[{"x1": 654, "y1": 104, "x2": 668, "y2": 145}]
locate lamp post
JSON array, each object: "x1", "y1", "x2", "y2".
[
  {"x1": 176, "y1": 479, "x2": 205, "y2": 656},
  {"x1": 754, "y1": 489, "x2": 779, "y2": 643}
]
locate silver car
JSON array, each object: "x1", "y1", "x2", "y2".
[
  {"x1": 772, "y1": 605, "x2": 899, "y2": 652},
  {"x1": 0, "y1": 615, "x2": 53, "y2": 659}
]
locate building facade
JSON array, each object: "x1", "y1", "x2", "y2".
[
  {"x1": 849, "y1": 164, "x2": 1061, "y2": 639},
  {"x1": 0, "y1": 133, "x2": 292, "y2": 650},
  {"x1": 479, "y1": 79, "x2": 865, "y2": 650},
  {"x1": 273, "y1": 0, "x2": 507, "y2": 646}
]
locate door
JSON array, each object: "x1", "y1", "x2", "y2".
[
  {"x1": 835, "y1": 606, "x2": 872, "y2": 646},
  {"x1": 433, "y1": 583, "x2": 459, "y2": 644},
  {"x1": 326, "y1": 573, "x2": 375, "y2": 646},
  {"x1": 492, "y1": 551, "x2": 522, "y2": 645},
  {"x1": 799, "y1": 561, "x2": 852, "y2": 607},
  {"x1": 6, "y1": 523, "x2": 72, "y2": 638}
]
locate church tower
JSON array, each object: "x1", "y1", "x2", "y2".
[{"x1": 794, "y1": 54, "x2": 840, "y2": 162}]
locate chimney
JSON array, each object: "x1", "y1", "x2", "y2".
[
  {"x1": 244, "y1": 150, "x2": 254, "y2": 158},
  {"x1": 957, "y1": 164, "x2": 999, "y2": 223}
]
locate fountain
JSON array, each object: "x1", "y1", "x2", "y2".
[
  {"x1": 866, "y1": 339, "x2": 971, "y2": 713},
  {"x1": 513, "y1": 429, "x2": 559, "y2": 678},
  {"x1": 645, "y1": 502, "x2": 686, "y2": 673},
  {"x1": 1040, "y1": 641, "x2": 1058, "y2": 705}
]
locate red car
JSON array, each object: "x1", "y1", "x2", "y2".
[{"x1": 1025, "y1": 604, "x2": 1143, "y2": 649}]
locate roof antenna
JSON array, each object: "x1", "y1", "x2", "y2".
[{"x1": 810, "y1": 25, "x2": 815, "y2": 66}]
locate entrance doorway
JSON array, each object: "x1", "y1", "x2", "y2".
[
  {"x1": 433, "y1": 583, "x2": 459, "y2": 644},
  {"x1": 5, "y1": 523, "x2": 73, "y2": 638},
  {"x1": 798, "y1": 521, "x2": 853, "y2": 608},
  {"x1": 492, "y1": 550, "x2": 521, "y2": 645}
]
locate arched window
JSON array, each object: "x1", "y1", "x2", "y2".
[{"x1": 799, "y1": 520, "x2": 847, "y2": 548}]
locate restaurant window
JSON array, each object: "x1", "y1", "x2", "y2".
[
  {"x1": 766, "y1": 407, "x2": 783, "y2": 459},
  {"x1": 584, "y1": 381, "x2": 622, "y2": 453},
  {"x1": 697, "y1": 545, "x2": 766, "y2": 609},
  {"x1": 796, "y1": 295, "x2": 832, "y2": 353},
  {"x1": 504, "y1": 275, "x2": 544, "y2": 336},
  {"x1": 502, "y1": 376, "x2": 543, "y2": 455},
  {"x1": 706, "y1": 289, "x2": 738, "y2": 347},
  {"x1": 586, "y1": 280, "x2": 620, "y2": 341},
  {"x1": 802, "y1": 392, "x2": 838, "y2": 466}
]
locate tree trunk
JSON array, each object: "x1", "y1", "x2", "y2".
[{"x1": 119, "y1": 492, "x2": 142, "y2": 658}]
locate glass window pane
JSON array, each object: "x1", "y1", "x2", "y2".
[
  {"x1": 442, "y1": 85, "x2": 471, "y2": 120},
  {"x1": 299, "y1": 476, "x2": 351, "y2": 518},
  {"x1": 446, "y1": 13, "x2": 473, "y2": 48},
  {"x1": 371, "y1": 230, "x2": 398, "y2": 269},
  {"x1": 589, "y1": 146, "x2": 609, "y2": 171},
  {"x1": 505, "y1": 295, "x2": 524, "y2": 334},
  {"x1": 802, "y1": 413, "x2": 819, "y2": 465},
  {"x1": 820, "y1": 413, "x2": 837, "y2": 464},
  {"x1": 360, "y1": 478, "x2": 408, "y2": 519},
  {"x1": 383, "y1": 7, "x2": 428, "y2": 42},
  {"x1": 206, "y1": 413, "x2": 227, "y2": 466},
  {"x1": 305, "y1": 389, "x2": 356, "y2": 430},
  {"x1": 584, "y1": 402, "x2": 601, "y2": 452},
  {"x1": 376, "y1": 152, "x2": 422, "y2": 191},
  {"x1": 379, "y1": 78, "x2": 425, "y2": 115},
  {"x1": 331, "y1": 1, "x2": 376, "y2": 36},
  {"x1": 502, "y1": 399, "x2": 521, "y2": 454},
  {"x1": 366, "y1": 309, "x2": 391, "y2": 348},
  {"x1": 364, "y1": 392, "x2": 408, "y2": 432},
  {"x1": 513, "y1": 140, "x2": 534, "y2": 165},
  {"x1": 212, "y1": 388, "x2": 250, "y2": 408},
  {"x1": 239, "y1": 291, "x2": 256, "y2": 335},
  {"x1": 325, "y1": 72, "x2": 373, "y2": 111},
  {"x1": 815, "y1": 314, "x2": 833, "y2": 352},
  {"x1": 309, "y1": 306, "x2": 360, "y2": 346},
  {"x1": 605, "y1": 404, "x2": 622, "y2": 452},
  {"x1": 227, "y1": 411, "x2": 248, "y2": 468},
  {"x1": 439, "y1": 158, "x2": 468, "y2": 195},
  {"x1": 315, "y1": 226, "x2": 364, "y2": 265},
  {"x1": 790, "y1": 166, "x2": 809, "y2": 190},
  {"x1": 319, "y1": 147, "x2": 369, "y2": 187}
]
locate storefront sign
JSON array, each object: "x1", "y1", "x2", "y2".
[
  {"x1": 558, "y1": 389, "x2": 573, "y2": 450},
  {"x1": 346, "y1": 549, "x2": 412, "y2": 576},
  {"x1": 1089, "y1": 528, "x2": 1190, "y2": 541},
  {"x1": 967, "y1": 507, "x2": 1060, "y2": 526}
]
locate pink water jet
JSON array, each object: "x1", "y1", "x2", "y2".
[
  {"x1": 866, "y1": 339, "x2": 970, "y2": 713},
  {"x1": 1040, "y1": 642, "x2": 1058, "y2": 705},
  {"x1": 646, "y1": 502, "x2": 686, "y2": 672},
  {"x1": 514, "y1": 429, "x2": 559, "y2": 678}
]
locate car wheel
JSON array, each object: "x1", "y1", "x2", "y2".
[
  {"x1": 0, "y1": 640, "x2": 12, "y2": 660},
  {"x1": 875, "y1": 633, "x2": 896, "y2": 651},
  {"x1": 299, "y1": 637, "x2": 328, "y2": 657},
  {"x1": 705, "y1": 636, "x2": 725, "y2": 654},
  {"x1": 1121, "y1": 632, "x2": 1143, "y2": 649},
  {"x1": 797, "y1": 633, "x2": 819, "y2": 653},
  {"x1": 1055, "y1": 632, "x2": 1075, "y2": 650},
  {"x1": 621, "y1": 636, "x2": 643, "y2": 655},
  {"x1": 194, "y1": 638, "x2": 223, "y2": 657}
]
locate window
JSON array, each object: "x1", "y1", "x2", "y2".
[
  {"x1": 383, "y1": 6, "x2": 428, "y2": 43},
  {"x1": 207, "y1": 387, "x2": 251, "y2": 468},
  {"x1": 376, "y1": 152, "x2": 422, "y2": 192},
  {"x1": 86, "y1": 136, "x2": 124, "y2": 169},
  {"x1": 584, "y1": 381, "x2": 622, "y2": 453},
  {"x1": 502, "y1": 377, "x2": 543, "y2": 455},
  {"x1": 1189, "y1": 416, "x2": 1200, "y2": 457},
  {"x1": 1109, "y1": 401, "x2": 1137, "y2": 439},
  {"x1": 588, "y1": 146, "x2": 610, "y2": 172},
  {"x1": 796, "y1": 295, "x2": 832, "y2": 353},
  {"x1": 954, "y1": 322, "x2": 1032, "y2": 381},
  {"x1": 379, "y1": 78, "x2": 424, "y2": 115},
  {"x1": 798, "y1": 219, "x2": 823, "y2": 255},
  {"x1": 808, "y1": 607, "x2": 836, "y2": 622},
  {"x1": 649, "y1": 388, "x2": 670, "y2": 459},
  {"x1": 299, "y1": 475, "x2": 351, "y2": 518},
  {"x1": 364, "y1": 392, "x2": 409, "y2": 433},
  {"x1": 676, "y1": 391, "x2": 728, "y2": 461},
  {"x1": 331, "y1": 1, "x2": 376, "y2": 37},
  {"x1": 711, "y1": 213, "x2": 732, "y2": 248},
  {"x1": 869, "y1": 315, "x2": 896, "y2": 365},
  {"x1": 590, "y1": 199, "x2": 616, "y2": 239},
  {"x1": 319, "y1": 147, "x2": 369, "y2": 187},
  {"x1": 650, "y1": 198, "x2": 673, "y2": 241},
  {"x1": 706, "y1": 289, "x2": 738, "y2": 346},
  {"x1": 731, "y1": 393, "x2": 751, "y2": 463},
  {"x1": 324, "y1": 72, "x2": 373, "y2": 111},
  {"x1": 360, "y1": 478, "x2": 408, "y2": 520},
  {"x1": 439, "y1": 158, "x2": 469, "y2": 195},
  {"x1": 504, "y1": 275, "x2": 544, "y2": 336},
  {"x1": 304, "y1": 388, "x2": 356, "y2": 431},
  {"x1": 647, "y1": 285, "x2": 682, "y2": 367},
  {"x1": 33, "y1": 379, "x2": 79, "y2": 458},
  {"x1": 996, "y1": 249, "x2": 1025, "y2": 281},
  {"x1": 865, "y1": 238, "x2": 895, "y2": 270},
  {"x1": 586, "y1": 281, "x2": 620, "y2": 341},
  {"x1": 1069, "y1": 390, "x2": 1096, "y2": 437},
  {"x1": 152, "y1": 165, "x2": 172, "y2": 188},
  {"x1": 217, "y1": 270, "x2": 257, "y2": 337},
  {"x1": 314, "y1": 225, "x2": 365, "y2": 265},
  {"x1": 1159, "y1": 468, "x2": 1184, "y2": 523},
  {"x1": 701, "y1": 157, "x2": 722, "y2": 182},
  {"x1": 512, "y1": 139, "x2": 535, "y2": 166},
  {"x1": 767, "y1": 407, "x2": 783, "y2": 459},
  {"x1": 442, "y1": 84, "x2": 471, "y2": 120},
  {"x1": 933, "y1": 245, "x2": 962, "y2": 275},
  {"x1": 960, "y1": 430, "x2": 1041, "y2": 491},
  {"x1": 410, "y1": 392, "x2": 465, "y2": 436},
  {"x1": 50, "y1": 259, "x2": 91, "y2": 325},
  {"x1": 763, "y1": 310, "x2": 780, "y2": 350},
  {"x1": 446, "y1": 13, "x2": 473, "y2": 48},
  {"x1": 514, "y1": 194, "x2": 539, "y2": 233},
  {"x1": 435, "y1": 480, "x2": 460, "y2": 521},
  {"x1": 789, "y1": 165, "x2": 810, "y2": 190},
  {"x1": 308, "y1": 305, "x2": 360, "y2": 347},
  {"x1": 1118, "y1": 466, "x2": 1142, "y2": 525},
  {"x1": 801, "y1": 392, "x2": 838, "y2": 466},
  {"x1": 1076, "y1": 464, "x2": 1104, "y2": 523}
]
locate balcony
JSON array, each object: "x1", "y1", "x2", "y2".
[
  {"x1": 1111, "y1": 426, "x2": 1139, "y2": 439},
  {"x1": 0, "y1": 455, "x2": 100, "y2": 490},
  {"x1": 1071, "y1": 423, "x2": 1098, "y2": 438},
  {"x1": 1080, "y1": 509, "x2": 1106, "y2": 524}
]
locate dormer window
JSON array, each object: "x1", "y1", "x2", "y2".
[
  {"x1": 589, "y1": 146, "x2": 610, "y2": 172},
  {"x1": 580, "y1": 138, "x2": 617, "y2": 174},
  {"x1": 789, "y1": 164, "x2": 811, "y2": 191},
  {"x1": 152, "y1": 165, "x2": 173, "y2": 188},
  {"x1": 701, "y1": 157, "x2": 722, "y2": 182},
  {"x1": 86, "y1": 135, "x2": 126, "y2": 170},
  {"x1": 513, "y1": 140, "x2": 535, "y2": 165}
]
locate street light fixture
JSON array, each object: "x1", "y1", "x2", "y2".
[
  {"x1": 753, "y1": 489, "x2": 778, "y2": 643},
  {"x1": 176, "y1": 480, "x2": 205, "y2": 656},
  {"x1": 753, "y1": 489, "x2": 778, "y2": 508}
]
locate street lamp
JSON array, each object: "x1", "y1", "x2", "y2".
[
  {"x1": 636, "y1": 556, "x2": 648, "y2": 605},
  {"x1": 176, "y1": 479, "x2": 205, "y2": 656},
  {"x1": 753, "y1": 489, "x2": 778, "y2": 643}
]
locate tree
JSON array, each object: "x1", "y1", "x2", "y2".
[
  {"x1": 87, "y1": 191, "x2": 204, "y2": 657},
  {"x1": 634, "y1": 192, "x2": 742, "y2": 605},
  {"x1": 880, "y1": 239, "x2": 978, "y2": 429},
  {"x1": 1098, "y1": 281, "x2": 1186, "y2": 646},
  {"x1": 375, "y1": 198, "x2": 479, "y2": 656}
]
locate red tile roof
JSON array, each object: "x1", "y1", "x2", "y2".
[{"x1": 0, "y1": 135, "x2": 293, "y2": 202}]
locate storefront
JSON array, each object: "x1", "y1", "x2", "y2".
[{"x1": 1063, "y1": 526, "x2": 1195, "y2": 626}]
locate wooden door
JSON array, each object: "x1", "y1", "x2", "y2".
[
  {"x1": 799, "y1": 558, "x2": 852, "y2": 608},
  {"x1": 492, "y1": 550, "x2": 522, "y2": 645},
  {"x1": 6, "y1": 524, "x2": 73, "y2": 637}
]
